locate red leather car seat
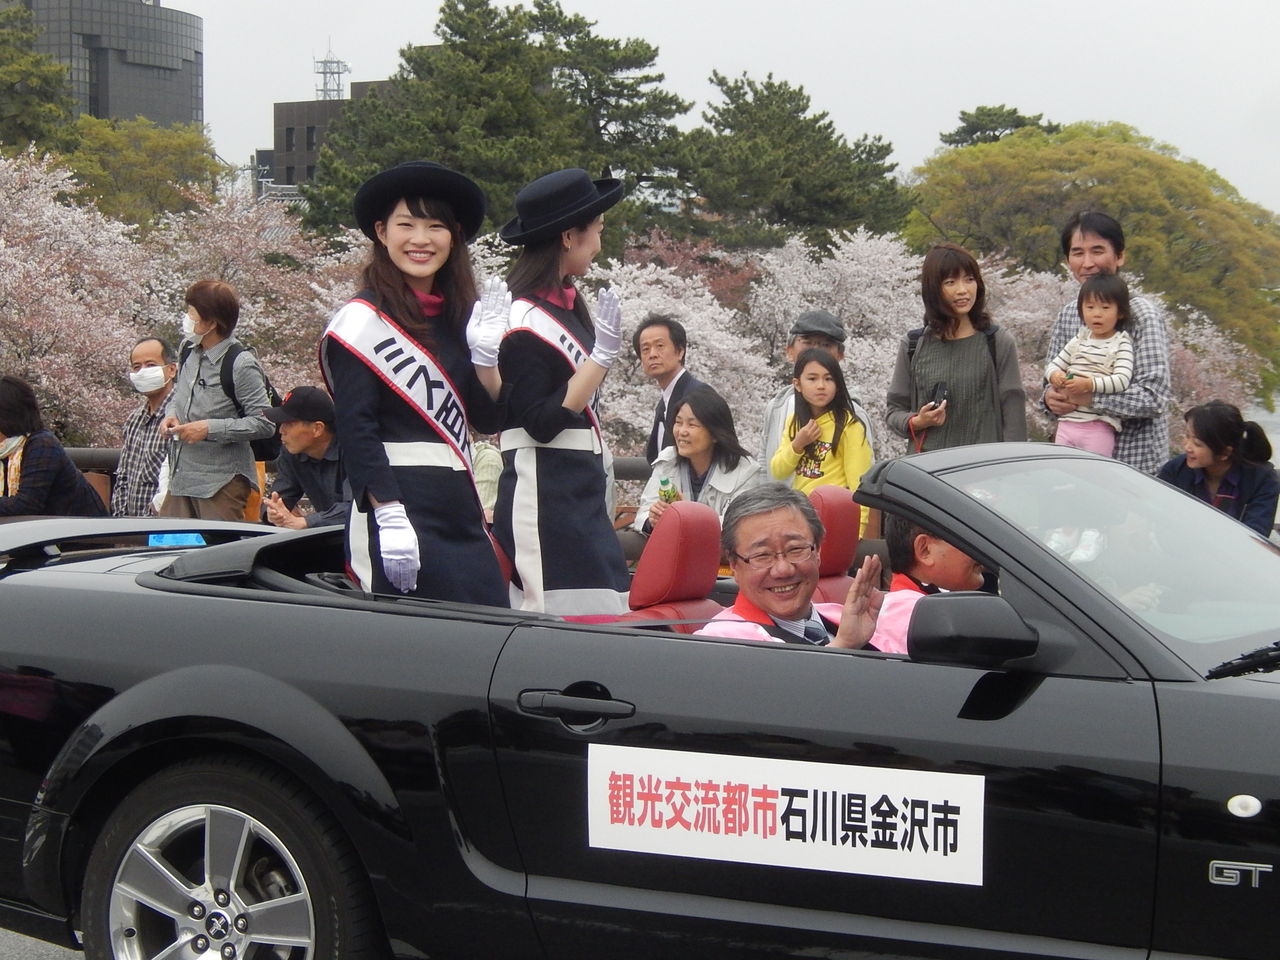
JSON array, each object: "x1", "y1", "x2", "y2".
[
  {"x1": 809, "y1": 485, "x2": 861, "y2": 604},
  {"x1": 621, "y1": 499, "x2": 723, "y2": 632}
]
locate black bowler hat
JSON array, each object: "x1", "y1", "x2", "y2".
[
  {"x1": 263, "y1": 386, "x2": 335, "y2": 426},
  {"x1": 353, "y1": 161, "x2": 487, "y2": 242},
  {"x1": 499, "y1": 168, "x2": 624, "y2": 246}
]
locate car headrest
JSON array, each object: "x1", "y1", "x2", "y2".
[
  {"x1": 809, "y1": 485, "x2": 861, "y2": 577},
  {"x1": 630, "y1": 500, "x2": 722, "y2": 609}
]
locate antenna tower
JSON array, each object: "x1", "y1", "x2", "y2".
[{"x1": 315, "y1": 45, "x2": 351, "y2": 101}]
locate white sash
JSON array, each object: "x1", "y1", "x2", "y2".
[
  {"x1": 322, "y1": 298, "x2": 475, "y2": 480},
  {"x1": 506, "y1": 300, "x2": 604, "y2": 440}
]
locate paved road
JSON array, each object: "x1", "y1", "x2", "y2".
[{"x1": 0, "y1": 929, "x2": 79, "y2": 958}]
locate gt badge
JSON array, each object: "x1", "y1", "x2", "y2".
[{"x1": 1209, "y1": 860, "x2": 1273, "y2": 887}]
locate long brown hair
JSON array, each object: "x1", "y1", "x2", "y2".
[
  {"x1": 920, "y1": 243, "x2": 991, "y2": 337},
  {"x1": 506, "y1": 228, "x2": 594, "y2": 333},
  {"x1": 361, "y1": 196, "x2": 477, "y2": 347}
]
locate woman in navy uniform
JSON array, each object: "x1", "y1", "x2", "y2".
[
  {"x1": 321, "y1": 162, "x2": 509, "y2": 604},
  {"x1": 493, "y1": 168, "x2": 630, "y2": 614}
]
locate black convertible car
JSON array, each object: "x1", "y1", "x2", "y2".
[{"x1": 0, "y1": 443, "x2": 1277, "y2": 960}]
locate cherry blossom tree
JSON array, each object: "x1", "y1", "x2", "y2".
[
  {"x1": 745, "y1": 230, "x2": 920, "y2": 458},
  {"x1": 589, "y1": 257, "x2": 774, "y2": 458},
  {"x1": 624, "y1": 228, "x2": 758, "y2": 311},
  {"x1": 1166, "y1": 313, "x2": 1265, "y2": 445},
  {"x1": 0, "y1": 151, "x2": 153, "y2": 444},
  {"x1": 142, "y1": 182, "x2": 364, "y2": 392}
]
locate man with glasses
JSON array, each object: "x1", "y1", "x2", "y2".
[{"x1": 696, "y1": 484, "x2": 882, "y2": 647}]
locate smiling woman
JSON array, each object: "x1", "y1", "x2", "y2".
[
  {"x1": 631, "y1": 385, "x2": 761, "y2": 540},
  {"x1": 886, "y1": 242, "x2": 1027, "y2": 452},
  {"x1": 319, "y1": 161, "x2": 510, "y2": 605},
  {"x1": 492, "y1": 168, "x2": 633, "y2": 614}
]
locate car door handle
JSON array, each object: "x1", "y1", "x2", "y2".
[{"x1": 517, "y1": 690, "x2": 636, "y2": 719}]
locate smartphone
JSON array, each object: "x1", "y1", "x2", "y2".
[{"x1": 929, "y1": 381, "x2": 950, "y2": 407}]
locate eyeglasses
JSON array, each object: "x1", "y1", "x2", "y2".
[{"x1": 733, "y1": 543, "x2": 817, "y2": 570}]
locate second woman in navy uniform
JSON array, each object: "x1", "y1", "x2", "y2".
[{"x1": 492, "y1": 169, "x2": 631, "y2": 614}]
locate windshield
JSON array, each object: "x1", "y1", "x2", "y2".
[{"x1": 942, "y1": 458, "x2": 1280, "y2": 670}]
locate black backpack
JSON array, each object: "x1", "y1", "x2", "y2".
[{"x1": 179, "y1": 341, "x2": 283, "y2": 462}]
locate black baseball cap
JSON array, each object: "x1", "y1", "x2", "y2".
[{"x1": 263, "y1": 386, "x2": 335, "y2": 426}]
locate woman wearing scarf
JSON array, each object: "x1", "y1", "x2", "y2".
[
  {"x1": 492, "y1": 169, "x2": 630, "y2": 614},
  {"x1": 0, "y1": 375, "x2": 106, "y2": 517},
  {"x1": 320, "y1": 162, "x2": 509, "y2": 604}
]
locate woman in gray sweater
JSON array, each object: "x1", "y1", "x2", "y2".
[{"x1": 886, "y1": 243, "x2": 1026, "y2": 452}]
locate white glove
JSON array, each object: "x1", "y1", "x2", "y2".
[
  {"x1": 466, "y1": 276, "x2": 511, "y2": 368},
  {"x1": 589, "y1": 287, "x2": 623, "y2": 369},
  {"x1": 373, "y1": 503, "x2": 420, "y2": 594}
]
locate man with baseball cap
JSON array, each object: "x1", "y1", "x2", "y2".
[
  {"x1": 757, "y1": 309, "x2": 876, "y2": 483},
  {"x1": 262, "y1": 386, "x2": 350, "y2": 529}
]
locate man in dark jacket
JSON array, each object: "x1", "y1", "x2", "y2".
[
  {"x1": 635, "y1": 314, "x2": 704, "y2": 463},
  {"x1": 262, "y1": 387, "x2": 350, "y2": 528}
]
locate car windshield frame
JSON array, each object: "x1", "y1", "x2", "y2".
[{"x1": 932, "y1": 456, "x2": 1280, "y2": 674}]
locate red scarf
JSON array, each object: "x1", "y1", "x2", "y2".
[
  {"x1": 729, "y1": 589, "x2": 793, "y2": 626},
  {"x1": 889, "y1": 572, "x2": 928, "y2": 594},
  {"x1": 412, "y1": 288, "x2": 445, "y2": 317},
  {"x1": 534, "y1": 284, "x2": 577, "y2": 311}
]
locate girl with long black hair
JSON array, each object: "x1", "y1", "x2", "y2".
[{"x1": 1158, "y1": 401, "x2": 1278, "y2": 537}]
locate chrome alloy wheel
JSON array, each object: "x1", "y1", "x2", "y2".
[{"x1": 108, "y1": 803, "x2": 315, "y2": 960}]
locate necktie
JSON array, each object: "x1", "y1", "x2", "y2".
[
  {"x1": 648, "y1": 398, "x2": 666, "y2": 461},
  {"x1": 803, "y1": 619, "x2": 830, "y2": 646}
]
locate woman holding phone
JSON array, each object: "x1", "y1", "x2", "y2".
[{"x1": 885, "y1": 243, "x2": 1026, "y2": 453}]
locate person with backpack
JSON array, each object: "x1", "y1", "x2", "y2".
[
  {"x1": 159, "y1": 279, "x2": 276, "y2": 521},
  {"x1": 886, "y1": 243, "x2": 1026, "y2": 452}
]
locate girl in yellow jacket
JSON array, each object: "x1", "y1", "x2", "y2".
[{"x1": 770, "y1": 348, "x2": 873, "y2": 535}]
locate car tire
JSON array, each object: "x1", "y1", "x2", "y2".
[{"x1": 81, "y1": 754, "x2": 387, "y2": 960}]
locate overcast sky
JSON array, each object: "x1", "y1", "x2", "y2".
[{"x1": 173, "y1": 0, "x2": 1280, "y2": 214}]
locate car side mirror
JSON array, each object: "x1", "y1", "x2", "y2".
[{"x1": 907, "y1": 592, "x2": 1040, "y2": 669}]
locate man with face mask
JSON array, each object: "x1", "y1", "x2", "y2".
[{"x1": 111, "y1": 336, "x2": 177, "y2": 517}]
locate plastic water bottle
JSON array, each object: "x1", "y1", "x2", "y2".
[{"x1": 658, "y1": 477, "x2": 680, "y2": 503}]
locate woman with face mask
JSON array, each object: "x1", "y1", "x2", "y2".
[
  {"x1": 159, "y1": 280, "x2": 276, "y2": 521},
  {"x1": 0, "y1": 375, "x2": 107, "y2": 517}
]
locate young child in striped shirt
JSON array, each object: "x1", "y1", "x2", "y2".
[{"x1": 1045, "y1": 273, "x2": 1135, "y2": 457}]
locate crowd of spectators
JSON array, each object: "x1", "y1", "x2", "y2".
[{"x1": 5, "y1": 196, "x2": 1275, "y2": 645}]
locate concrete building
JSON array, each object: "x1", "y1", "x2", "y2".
[
  {"x1": 16, "y1": 0, "x2": 201, "y2": 127},
  {"x1": 266, "y1": 80, "x2": 388, "y2": 189}
]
